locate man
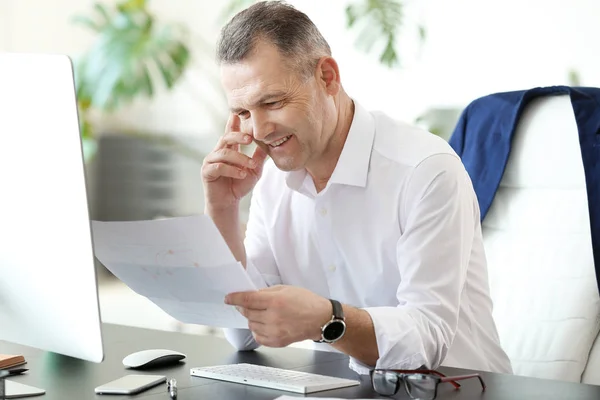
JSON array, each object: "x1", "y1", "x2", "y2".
[{"x1": 201, "y1": 1, "x2": 512, "y2": 375}]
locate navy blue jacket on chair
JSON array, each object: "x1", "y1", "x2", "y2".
[{"x1": 448, "y1": 86, "x2": 600, "y2": 293}]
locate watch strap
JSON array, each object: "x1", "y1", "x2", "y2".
[
  {"x1": 314, "y1": 299, "x2": 345, "y2": 343},
  {"x1": 330, "y1": 299, "x2": 344, "y2": 320}
]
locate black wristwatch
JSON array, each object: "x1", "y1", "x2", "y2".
[{"x1": 315, "y1": 299, "x2": 346, "y2": 343}]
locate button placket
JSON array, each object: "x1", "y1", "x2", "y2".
[{"x1": 313, "y1": 196, "x2": 339, "y2": 281}]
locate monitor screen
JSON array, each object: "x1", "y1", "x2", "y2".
[{"x1": 0, "y1": 52, "x2": 104, "y2": 362}]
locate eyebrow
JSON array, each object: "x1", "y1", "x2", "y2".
[{"x1": 230, "y1": 90, "x2": 287, "y2": 114}]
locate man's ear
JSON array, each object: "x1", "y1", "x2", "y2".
[{"x1": 316, "y1": 56, "x2": 341, "y2": 96}]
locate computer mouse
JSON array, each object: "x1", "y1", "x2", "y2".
[{"x1": 122, "y1": 349, "x2": 186, "y2": 369}]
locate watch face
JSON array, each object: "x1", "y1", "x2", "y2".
[{"x1": 323, "y1": 320, "x2": 346, "y2": 342}]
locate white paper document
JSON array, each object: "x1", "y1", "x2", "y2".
[{"x1": 91, "y1": 215, "x2": 257, "y2": 329}]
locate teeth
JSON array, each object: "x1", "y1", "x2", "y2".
[{"x1": 270, "y1": 135, "x2": 291, "y2": 147}]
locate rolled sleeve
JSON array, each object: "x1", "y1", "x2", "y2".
[{"x1": 358, "y1": 154, "x2": 476, "y2": 371}]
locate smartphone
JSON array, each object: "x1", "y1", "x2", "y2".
[{"x1": 94, "y1": 374, "x2": 166, "y2": 395}]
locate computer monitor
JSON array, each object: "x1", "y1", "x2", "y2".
[{"x1": 0, "y1": 52, "x2": 104, "y2": 362}]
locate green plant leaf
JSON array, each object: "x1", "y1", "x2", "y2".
[
  {"x1": 345, "y1": 0, "x2": 405, "y2": 68},
  {"x1": 72, "y1": 0, "x2": 191, "y2": 120},
  {"x1": 568, "y1": 68, "x2": 581, "y2": 86},
  {"x1": 169, "y1": 42, "x2": 190, "y2": 69},
  {"x1": 155, "y1": 57, "x2": 176, "y2": 88},
  {"x1": 418, "y1": 24, "x2": 426, "y2": 43},
  {"x1": 345, "y1": 4, "x2": 357, "y2": 26},
  {"x1": 71, "y1": 15, "x2": 102, "y2": 31},
  {"x1": 380, "y1": 36, "x2": 398, "y2": 67},
  {"x1": 140, "y1": 64, "x2": 154, "y2": 96},
  {"x1": 81, "y1": 136, "x2": 98, "y2": 163},
  {"x1": 92, "y1": 2, "x2": 112, "y2": 25},
  {"x1": 354, "y1": 25, "x2": 381, "y2": 52},
  {"x1": 118, "y1": 0, "x2": 147, "y2": 13}
]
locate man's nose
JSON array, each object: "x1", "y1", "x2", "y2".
[{"x1": 250, "y1": 111, "x2": 275, "y2": 141}]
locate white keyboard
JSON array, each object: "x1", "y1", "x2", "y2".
[{"x1": 190, "y1": 363, "x2": 361, "y2": 394}]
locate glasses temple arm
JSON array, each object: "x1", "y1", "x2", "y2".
[
  {"x1": 440, "y1": 374, "x2": 486, "y2": 391},
  {"x1": 389, "y1": 369, "x2": 461, "y2": 389}
]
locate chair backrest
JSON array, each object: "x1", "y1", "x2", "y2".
[{"x1": 482, "y1": 94, "x2": 600, "y2": 382}]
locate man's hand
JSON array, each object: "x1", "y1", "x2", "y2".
[
  {"x1": 202, "y1": 114, "x2": 268, "y2": 213},
  {"x1": 225, "y1": 286, "x2": 332, "y2": 347}
]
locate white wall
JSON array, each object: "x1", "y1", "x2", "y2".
[
  {"x1": 0, "y1": 1, "x2": 11, "y2": 50},
  {"x1": 292, "y1": 0, "x2": 600, "y2": 123},
  {"x1": 4, "y1": 0, "x2": 95, "y2": 53},
  {"x1": 0, "y1": 0, "x2": 228, "y2": 141},
  {"x1": 2, "y1": 0, "x2": 600, "y2": 139}
]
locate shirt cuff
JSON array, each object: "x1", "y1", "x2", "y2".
[
  {"x1": 223, "y1": 328, "x2": 260, "y2": 351},
  {"x1": 363, "y1": 307, "x2": 430, "y2": 370},
  {"x1": 348, "y1": 356, "x2": 373, "y2": 375}
]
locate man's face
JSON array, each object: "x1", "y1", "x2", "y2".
[{"x1": 220, "y1": 42, "x2": 333, "y2": 172}]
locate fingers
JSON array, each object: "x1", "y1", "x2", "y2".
[
  {"x1": 247, "y1": 324, "x2": 278, "y2": 347},
  {"x1": 248, "y1": 321, "x2": 267, "y2": 336},
  {"x1": 226, "y1": 113, "x2": 241, "y2": 134},
  {"x1": 202, "y1": 162, "x2": 248, "y2": 182},
  {"x1": 202, "y1": 147, "x2": 257, "y2": 182},
  {"x1": 252, "y1": 332, "x2": 288, "y2": 348},
  {"x1": 252, "y1": 145, "x2": 268, "y2": 164},
  {"x1": 241, "y1": 145, "x2": 267, "y2": 177},
  {"x1": 214, "y1": 131, "x2": 253, "y2": 151},
  {"x1": 213, "y1": 114, "x2": 249, "y2": 151},
  {"x1": 225, "y1": 291, "x2": 271, "y2": 310},
  {"x1": 204, "y1": 113, "x2": 269, "y2": 182},
  {"x1": 205, "y1": 148, "x2": 257, "y2": 169},
  {"x1": 238, "y1": 307, "x2": 267, "y2": 322}
]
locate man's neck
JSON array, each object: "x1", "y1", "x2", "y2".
[{"x1": 308, "y1": 95, "x2": 355, "y2": 193}]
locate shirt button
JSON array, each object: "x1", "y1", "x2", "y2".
[
  {"x1": 319, "y1": 207, "x2": 328, "y2": 216},
  {"x1": 328, "y1": 264, "x2": 336, "y2": 272}
]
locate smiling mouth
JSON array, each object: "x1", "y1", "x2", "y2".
[{"x1": 269, "y1": 135, "x2": 292, "y2": 147}]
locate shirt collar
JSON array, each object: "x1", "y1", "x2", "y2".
[
  {"x1": 285, "y1": 100, "x2": 375, "y2": 192},
  {"x1": 328, "y1": 101, "x2": 375, "y2": 187}
]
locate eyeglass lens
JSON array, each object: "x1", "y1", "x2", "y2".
[
  {"x1": 372, "y1": 371, "x2": 438, "y2": 400},
  {"x1": 404, "y1": 374, "x2": 437, "y2": 400},
  {"x1": 372, "y1": 371, "x2": 399, "y2": 396}
]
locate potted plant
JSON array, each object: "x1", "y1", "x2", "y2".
[{"x1": 72, "y1": 0, "x2": 191, "y2": 162}]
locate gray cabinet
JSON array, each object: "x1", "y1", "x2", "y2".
[{"x1": 92, "y1": 134, "x2": 206, "y2": 222}]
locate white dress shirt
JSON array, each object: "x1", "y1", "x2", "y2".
[{"x1": 224, "y1": 101, "x2": 513, "y2": 375}]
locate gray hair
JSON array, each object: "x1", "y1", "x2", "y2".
[{"x1": 216, "y1": 1, "x2": 332, "y2": 78}]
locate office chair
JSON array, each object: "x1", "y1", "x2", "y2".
[{"x1": 451, "y1": 90, "x2": 600, "y2": 383}]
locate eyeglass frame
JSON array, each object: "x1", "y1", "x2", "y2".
[{"x1": 369, "y1": 368, "x2": 486, "y2": 398}]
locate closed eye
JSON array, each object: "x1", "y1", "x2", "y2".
[{"x1": 265, "y1": 101, "x2": 282, "y2": 108}]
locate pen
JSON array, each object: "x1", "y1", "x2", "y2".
[{"x1": 167, "y1": 378, "x2": 177, "y2": 399}]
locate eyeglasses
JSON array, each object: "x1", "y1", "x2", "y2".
[{"x1": 370, "y1": 369, "x2": 486, "y2": 400}]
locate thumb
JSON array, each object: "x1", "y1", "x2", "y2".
[{"x1": 251, "y1": 145, "x2": 269, "y2": 174}]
